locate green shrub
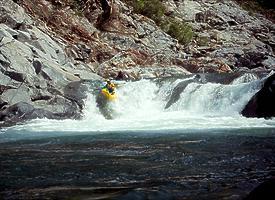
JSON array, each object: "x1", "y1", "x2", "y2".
[
  {"x1": 124, "y1": 0, "x2": 194, "y2": 45},
  {"x1": 126, "y1": 0, "x2": 165, "y2": 23},
  {"x1": 196, "y1": 35, "x2": 209, "y2": 46},
  {"x1": 160, "y1": 18, "x2": 194, "y2": 45}
]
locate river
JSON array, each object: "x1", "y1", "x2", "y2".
[{"x1": 0, "y1": 74, "x2": 275, "y2": 199}]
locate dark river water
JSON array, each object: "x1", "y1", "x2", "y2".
[
  {"x1": 1, "y1": 128, "x2": 275, "y2": 200},
  {"x1": 1, "y1": 76, "x2": 275, "y2": 199}
]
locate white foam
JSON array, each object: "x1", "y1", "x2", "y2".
[{"x1": 4, "y1": 75, "x2": 275, "y2": 135}]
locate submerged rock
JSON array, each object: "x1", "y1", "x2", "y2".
[
  {"x1": 165, "y1": 77, "x2": 200, "y2": 109},
  {"x1": 241, "y1": 73, "x2": 275, "y2": 118}
]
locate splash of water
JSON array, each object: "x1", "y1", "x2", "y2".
[{"x1": 3, "y1": 74, "x2": 275, "y2": 136}]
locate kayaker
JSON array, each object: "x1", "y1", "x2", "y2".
[{"x1": 103, "y1": 79, "x2": 116, "y2": 94}]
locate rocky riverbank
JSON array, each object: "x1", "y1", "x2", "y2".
[{"x1": 0, "y1": 0, "x2": 275, "y2": 125}]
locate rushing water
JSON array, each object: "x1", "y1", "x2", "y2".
[
  {"x1": 1, "y1": 73, "x2": 275, "y2": 138},
  {"x1": 1, "y1": 73, "x2": 275, "y2": 199}
]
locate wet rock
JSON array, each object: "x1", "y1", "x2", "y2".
[
  {"x1": 0, "y1": 102, "x2": 34, "y2": 121},
  {"x1": 244, "y1": 179, "x2": 275, "y2": 200},
  {"x1": 165, "y1": 76, "x2": 201, "y2": 109},
  {"x1": 0, "y1": 102, "x2": 55, "y2": 124},
  {"x1": 0, "y1": 100, "x2": 80, "y2": 127},
  {"x1": 115, "y1": 70, "x2": 129, "y2": 81},
  {"x1": 241, "y1": 73, "x2": 275, "y2": 118},
  {"x1": 64, "y1": 81, "x2": 88, "y2": 110}
]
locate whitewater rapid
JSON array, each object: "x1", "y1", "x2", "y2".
[{"x1": 3, "y1": 73, "x2": 275, "y2": 136}]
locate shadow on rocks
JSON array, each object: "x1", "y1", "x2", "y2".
[{"x1": 244, "y1": 179, "x2": 275, "y2": 200}]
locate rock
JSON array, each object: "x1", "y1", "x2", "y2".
[
  {"x1": 0, "y1": 0, "x2": 32, "y2": 29},
  {"x1": 165, "y1": 77, "x2": 199, "y2": 109},
  {"x1": 0, "y1": 81, "x2": 88, "y2": 125},
  {"x1": 262, "y1": 56, "x2": 275, "y2": 70},
  {"x1": 235, "y1": 51, "x2": 268, "y2": 70},
  {"x1": 0, "y1": 100, "x2": 78, "y2": 126},
  {"x1": 244, "y1": 179, "x2": 275, "y2": 200},
  {"x1": 1, "y1": 85, "x2": 32, "y2": 105},
  {"x1": 0, "y1": 0, "x2": 105, "y2": 126},
  {"x1": 241, "y1": 73, "x2": 275, "y2": 118},
  {"x1": 0, "y1": 98, "x2": 8, "y2": 110},
  {"x1": 27, "y1": 27, "x2": 67, "y2": 64},
  {"x1": 0, "y1": 102, "x2": 34, "y2": 122},
  {"x1": 64, "y1": 81, "x2": 88, "y2": 110},
  {"x1": 115, "y1": 70, "x2": 129, "y2": 80},
  {"x1": 0, "y1": 102, "x2": 55, "y2": 125}
]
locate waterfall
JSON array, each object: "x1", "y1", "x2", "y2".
[{"x1": 5, "y1": 73, "x2": 275, "y2": 134}]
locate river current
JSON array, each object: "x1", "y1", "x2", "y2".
[{"x1": 0, "y1": 73, "x2": 275, "y2": 199}]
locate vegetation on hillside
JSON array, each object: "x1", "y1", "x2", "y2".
[
  {"x1": 160, "y1": 18, "x2": 194, "y2": 46},
  {"x1": 124, "y1": 0, "x2": 194, "y2": 46}
]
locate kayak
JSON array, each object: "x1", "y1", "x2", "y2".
[{"x1": 100, "y1": 88, "x2": 117, "y2": 101}]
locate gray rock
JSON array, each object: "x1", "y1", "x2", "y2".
[
  {"x1": 241, "y1": 73, "x2": 275, "y2": 118},
  {"x1": 0, "y1": 101, "x2": 62, "y2": 126},
  {"x1": 262, "y1": 56, "x2": 275, "y2": 70},
  {"x1": 64, "y1": 81, "x2": 88, "y2": 110},
  {"x1": 0, "y1": 39, "x2": 36, "y2": 75},
  {"x1": 165, "y1": 78, "x2": 199, "y2": 109},
  {"x1": 0, "y1": 0, "x2": 32, "y2": 29},
  {"x1": 0, "y1": 101, "x2": 35, "y2": 122},
  {"x1": 244, "y1": 179, "x2": 275, "y2": 200},
  {"x1": 1, "y1": 86, "x2": 31, "y2": 105},
  {"x1": 27, "y1": 27, "x2": 67, "y2": 64}
]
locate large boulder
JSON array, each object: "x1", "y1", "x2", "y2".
[
  {"x1": 0, "y1": 81, "x2": 88, "y2": 126},
  {"x1": 0, "y1": 102, "x2": 54, "y2": 126},
  {"x1": 244, "y1": 179, "x2": 275, "y2": 200},
  {"x1": 64, "y1": 81, "x2": 88, "y2": 110},
  {"x1": 241, "y1": 73, "x2": 275, "y2": 118}
]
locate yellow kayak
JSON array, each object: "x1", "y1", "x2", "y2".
[{"x1": 101, "y1": 88, "x2": 117, "y2": 101}]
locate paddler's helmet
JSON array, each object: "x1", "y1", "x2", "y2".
[{"x1": 106, "y1": 79, "x2": 111, "y2": 84}]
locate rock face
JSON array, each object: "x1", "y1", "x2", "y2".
[
  {"x1": 0, "y1": 0, "x2": 275, "y2": 125},
  {"x1": 0, "y1": 0, "x2": 100, "y2": 126},
  {"x1": 241, "y1": 73, "x2": 275, "y2": 118},
  {"x1": 175, "y1": 0, "x2": 275, "y2": 72},
  {"x1": 15, "y1": 0, "x2": 275, "y2": 79}
]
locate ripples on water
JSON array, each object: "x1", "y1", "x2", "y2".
[{"x1": 1, "y1": 74, "x2": 275, "y2": 199}]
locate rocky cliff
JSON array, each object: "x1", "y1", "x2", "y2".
[{"x1": 0, "y1": 0, "x2": 275, "y2": 126}]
